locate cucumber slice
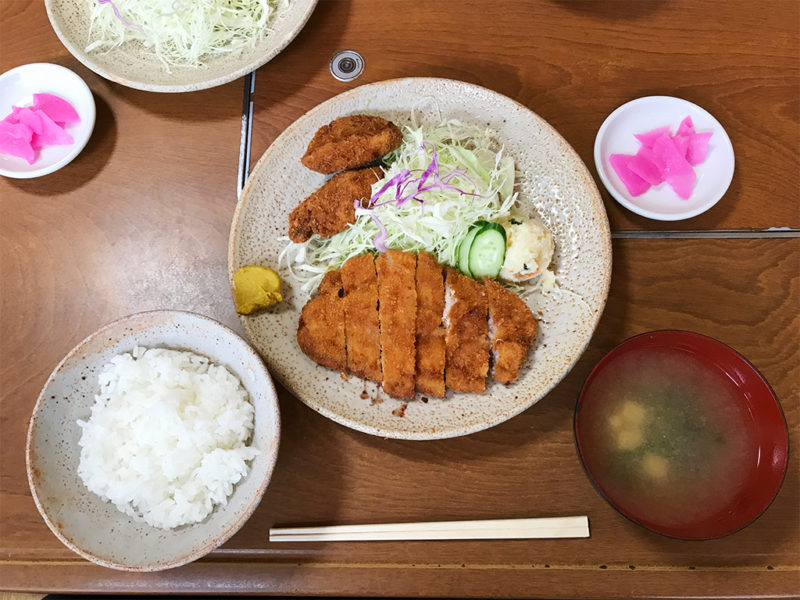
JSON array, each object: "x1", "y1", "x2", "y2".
[
  {"x1": 457, "y1": 225, "x2": 482, "y2": 276},
  {"x1": 468, "y1": 223, "x2": 507, "y2": 279}
]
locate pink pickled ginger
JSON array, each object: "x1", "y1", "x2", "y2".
[
  {"x1": 0, "y1": 121, "x2": 35, "y2": 164},
  {"x1": 0, "y1": 93, "x2": 78, "y2": 164},
  {"x1": 674, "y1": 116, "x2": 712, "y2": 165},
  {"x1": 685, "y1": 131, "x2": 712, "y2": 166},
  {"x1": 609, "y1": 154, "x2": 651, "y2": 196},
  {"x1": 33, "y1": 93, "x2": 81, "y2": 125},
  {"x1": 609, "y1": 116, "x2": 713, "y2": 200},
  {"x1": 13, "y1": 107, "x2": 45, "y2": 135},
  {"x1": 651, "y1": 134, "x2": 696, "y2": 199},
  {"x1": 628, "y1": 145, "x2": 664, "y2": 186},
  {"x1": 634, "y1": 126, "x2": 670, "y2": 149},
  {"x1": 32, "y1": 110, "x2": 73, "y2": 150}
]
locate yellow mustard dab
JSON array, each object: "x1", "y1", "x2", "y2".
[{"x1": 233, "y1": 266, "x2": 282, "y2": 315}]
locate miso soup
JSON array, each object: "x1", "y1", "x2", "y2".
[{"x1": 577, "y1": 346, "x2": 759, "y2": 532}]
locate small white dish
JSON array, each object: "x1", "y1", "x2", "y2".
[
  {"x1": 594, "y1": 96, "x2": 735, "y2": 221},
  {"x1": 0, "y1": 63, "x2": 95, "y2": 179}
]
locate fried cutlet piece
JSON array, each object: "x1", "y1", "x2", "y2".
[
  {"x1": 341, "y1": 253, "x2": 381, "y2": 382},
  {"x1": 443, "y1": 268, "x2": 489, "y2": 393},
  {"x1": 376, "y1": 250, "x2": 417, "y2": 399},
  {"x1": 414, "y1": 251, "x2": 446, "y2": 397},
  {"x1": 296, "y1": 270, "x2": 346, "y2": 372},
  {"x1": 301, "y1": 115, "x2": 403, "y2": 174},
  {"x1": 289, "y1": 167, "x2": 381, "y2": 243},
  {"x1": 484, "y1": 278, "x2": 538, "y2": 385}
]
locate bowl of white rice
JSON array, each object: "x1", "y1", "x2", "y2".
[{"x1": 26, "y1": 310, "x2": 280, "y2": 571}]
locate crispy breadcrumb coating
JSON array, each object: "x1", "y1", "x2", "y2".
[
  {"x1": 341, "y1": 253, "x2": 381, "y2": 382},
  {"x1": 415, "y1": 251, "x2": 446, "y2": 397},
  {"x1": 443, "y1": 268, "x2": 489, "y2": 393},
  {"x1": 288, "y1": 167, "x2": 382, "y2": 243},
  {"x1": 296, "y1": 270, "x2": 346, "y2": 372},
  {"x1": 301, "y1": 115, "x2": 403, "y2": 174},
  {"x1": 484, "y1": 277, "x2": 537, "y2": 384},
  {"x1": 376, "y1": 250, "x2": 417, "y2": 399}
]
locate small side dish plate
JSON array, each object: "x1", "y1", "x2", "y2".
[
  {"x1": 594, "y1": 96, "x2": 735, "y2": 221},
  {"x1": 229, "y1": 77, "x2": 612, "y2": 440},
  {"x1": 44, "y1": 0, "x2": 317, "y2": 93},
  {"x1": 26, "y1": 310, "x2": 280, "y2": 571},
  {"x1": 0, "y1": 63, "x2": 95, "y2": 179},
  {"x1": 575, "y1": 330, "x2": 788, "y2": 540}
]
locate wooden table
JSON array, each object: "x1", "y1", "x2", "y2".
[{"x1": 1, "y1": 1, "x2": 798, "y2": 597}]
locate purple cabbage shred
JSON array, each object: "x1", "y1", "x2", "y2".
[
  {"x1": 97, "y1": 0, "x2": 143, "y2": 32},
  {"x1": 363, "y1": 141, "x2": 485, "y2": 251}
]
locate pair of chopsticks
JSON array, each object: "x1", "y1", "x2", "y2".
[{"x1": 269, "y1": 516, "x2": 589, "y2": 542}]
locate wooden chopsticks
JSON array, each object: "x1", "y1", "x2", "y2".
[{"x1": 269, "y1": 516, "x2": 589, "y2": 542}]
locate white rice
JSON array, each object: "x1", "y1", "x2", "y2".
[{"x1": 77, "y1": 346, "x2": 259, "y2": 529}]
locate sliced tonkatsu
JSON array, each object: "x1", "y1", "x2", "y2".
[
  {"x1": 484, "y1": 278, "x2": 538, "y2": 384},
  {"x1": 341, "y1": 253, "x2": 381, "y2": 382},
  {"x1": 301, "y1": 115, "x2": 404, "y2": 174},
  {"x1": 414, "y1": 251, "x2": 446, "y2": 397},
  {"x1": 288, "y1": 167, "x2": 381, "y2": 243},
  {"x1": 296, "y1": 270, "x2": 346, "y2": 372},
  {"x1": 376, "y1": 250, "x2": 417, "y2": 399},
  {"x1": 443, "y1": 268, "x2": 489, "y2": 393},
  {"x1": 296, "y1": 252, "x2": 538, "y2": 398}
]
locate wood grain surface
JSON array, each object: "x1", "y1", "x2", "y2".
[
  {"x1": 3, "y1": 238, "x2": 799, "y2": 597},
  {"x1": 1, "y1": 0, "x2": 799, "y2": 597},
  {"x1": 249, "y1": 0, "x2": 800, "y2": 231}
]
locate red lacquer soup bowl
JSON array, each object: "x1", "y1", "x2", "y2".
[{"x1": 575, "y1": 330, "x2": 788, "y2": 540}]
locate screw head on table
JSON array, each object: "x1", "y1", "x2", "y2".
[{"x1": 330, "y1": 50, "x2": 364, "y2": 82}]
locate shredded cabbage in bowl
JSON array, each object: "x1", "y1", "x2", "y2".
[
  {"x1": 86, "y1": 0, "x2": 291, "y2": 70},
  {"x1": 279, "y1": 119, "x2": 537, "y2": 295}
]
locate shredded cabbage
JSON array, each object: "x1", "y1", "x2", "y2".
[
  {"x1": 86, "y1": 0, "x2": 291, "y2": 70},
  {"x1": 280, "y1": 120, "x2": 522, "y2": 295}
]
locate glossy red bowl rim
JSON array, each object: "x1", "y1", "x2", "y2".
[{"x1": 574, "y1": 330, "x2": 789, "y2": 540}]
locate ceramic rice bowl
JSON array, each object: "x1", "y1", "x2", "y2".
[{"x1": 26, "y1": 310, "x2": 280, "y2": 571}]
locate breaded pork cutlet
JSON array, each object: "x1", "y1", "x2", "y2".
[
  {"x1": 415, "y1": 251, "x2": 446, "y2": 397},
  {"x1": 289, "y1": 167, "x2": 381, "y2": 243},
  {"x1": 443, "y1": 268, "x2": 489, "y2": 393},
  {"x1": 376, "y1": 250, "x2": 417, "y2": 399},
  {"x1": 484, "y1": 278, "x2": 537, "y2": 384},
  {"x1": 341, "y1": 253, "x2": 381, "y2": 382},
  {"x1": 301, "y1": 115, "x2": 403, "y2": 174},
  {"x1": 296, "y1": 271, "x2": 346, "y2": 372}
]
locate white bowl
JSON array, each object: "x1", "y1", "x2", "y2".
[
  {"x1": 26, "y1": 310, "x2": 280, "y2": 571},
  {"x1": 594, "y1": 96, "x2": 735, "y2": 221},
  {"x1": 0, "y1": 63, "x2": 95, "y2": 179}
]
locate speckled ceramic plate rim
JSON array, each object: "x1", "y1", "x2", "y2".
[
  {"x1": 229, "y1": 77, "x2": 612, "y2": 440},
  {"x1": 26, "y1": 310, "x2": 281, "y2": 571},
  {"x1": 44, "y1": 0, "x2": 318, "y2": 93}
]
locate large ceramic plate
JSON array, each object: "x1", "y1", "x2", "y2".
[
  {"x1": 229, "y1": 78, "x2": 612, "y2": 440},
  {"x1": 45, "y1": 0, "x2": 317, "y2": 92}
]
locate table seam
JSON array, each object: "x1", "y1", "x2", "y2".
[{"x1": 2, "y1": 559, "x2": 796, "y2": 572}]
